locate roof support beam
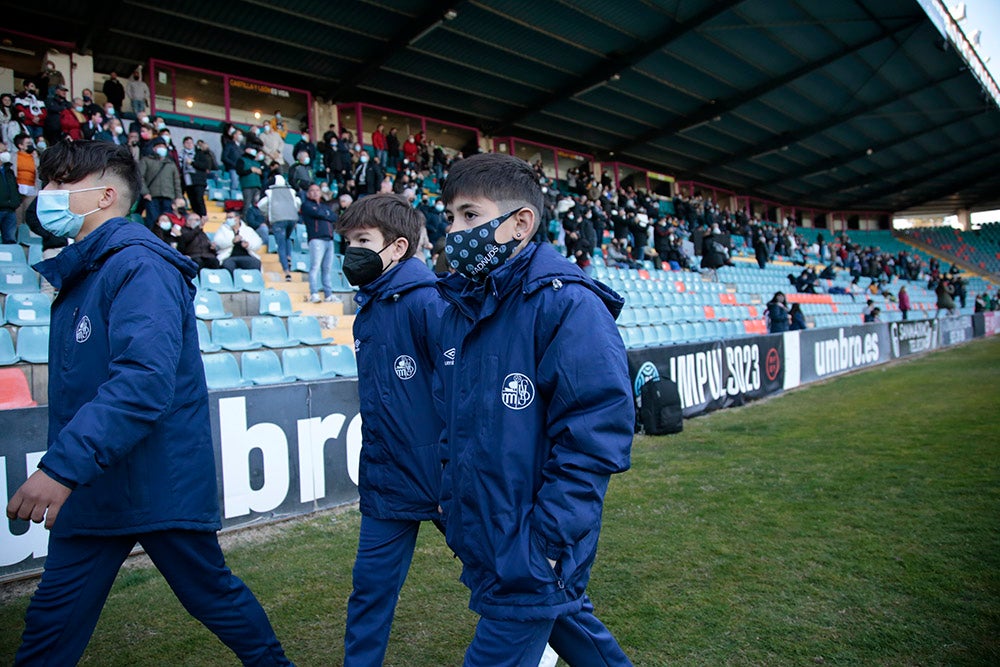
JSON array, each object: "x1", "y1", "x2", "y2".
[
  {"x1": 331, "y1": 1, "x2": 465, "y2": 102},
  {"x1": 491, "y1": 0, "x2": 746, "y2": 135},
  {"x1": 614, "y1": 17, "x2": 921, "y2": 155},
  {"x1": 887, "y1": 158, "x2": 1000, "y2": 211}
]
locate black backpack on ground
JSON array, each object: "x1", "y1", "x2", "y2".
[{"x1": 640, "y1": 379, "x2": 683, "y2": 435}]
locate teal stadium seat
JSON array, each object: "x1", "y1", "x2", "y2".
[
  {"x1": 211, "y1": 319, "x2": 263, "y2": 352},
  {"x1": 0, "y1": 329, "x2": 19, "y2": 365},
  {"x1": 197, "y1": 320, "x2": 221, "y2": 353},
  {"x1": 287, "y1": 316, "x2": 333, "y2": 345},
  {"x1": 251, "y1": 316, "x2": 300, "y2": 348},
  {"x1": 281, "y1": 347, "x2": 326, "y2": 381},
  {"x1": 320, "y1": 345, "x2": 358, "y2": 377},
  {"x1": 0, "y1": 244, "x2": 26, "y2": 265},
  {"x1": 1, "y1": 266, "x2": 40, "y2": 294},
  {"x1": 194, "y1": 291, "x2": 233, "y2": 320},
  {"x1": 241, "y1": 350, "x2": 295, "y2": 385},
  {"x1": 258, "y1": 289, "x2": 299, "y2": 317},
  {"x1": 4, "y1": 293, "x2": 51, "y2": 326},
  {"x1": 15, "y1": 326, "x2": 49, "y2": 363},
  {"x1": 199, "y1": 269, "x2": 239, "y2": 293},
  {"x1": 234, "y1": 268, "x2": 265, "y2": 292},
  {"x1": 202, "y1": 352, "x2": 250, "y2": 390},
  {"x1": 17, "y1": 226, "x2": 40, "y2": 246}
]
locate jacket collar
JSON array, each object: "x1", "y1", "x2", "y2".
[{"x1": 355, "y1": 256, "x2": 437, "y2": 308}]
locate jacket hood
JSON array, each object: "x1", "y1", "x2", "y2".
[
  {"x1": 355, "y1": 256, "x2": 437, "y2": 308},
  {"x1": 439, "y1": 242, "x2": 624, "y2": 321},
  {"x1": 35, "y1": 217, "x2": 198, "y2": 290}
]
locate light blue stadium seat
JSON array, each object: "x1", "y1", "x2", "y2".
[
  {"x1": 282, "y1": 347, "x2": 327, "y2": 381},
  {"x1": 0, "y1": 244, "x2": 26, "y2": 265},
  {"x1": 251, "y1": 316, "x2": 300, "y2": 348},
  {"x1": 593, "y1": 266, "x2": 609, "y2": 280},
  {"x1": 17, "y1": 226, "x2": 41, "y2": 246},
  {"x1": 194, "y1": 290, "x2": 233, "y2": 320},
  {"x1": 618, "y1": 308, "x2": 636, "y2": 327},
  {"x1": 633, "y1": 308, "x2": 650, "y2": 326},
  {"x1": 667, "y1": 323, "x2": 683, "y2": 343},
  {"x1": 1, "y1": 266, "x2": 39, "y2": 294},
  {"x1": 211, "y1": 319, "x2": 262, "y2": 352},
  {"x1": 679, "y1": 322, "x2": 695, "y2": 342},
  {"x1": 0, "y1": 328, "x2": 19, "y2": 365},
  {"x1": 27, "y1": 244, "x2": 41, "y2": 267},
  {"x1": 650, "y1": 291, "x2": 665, "y2": 307},
  {"x1": 654, "y1": 325, "x2": 670, "y2": 346},
  {"x1": 291, "y1": 252, "x2": 310, "y2": 273},
  {"x1": 4, "y1": 292, "x2": 51, "y2": 326},
  {"x1": 241, "y1": 350, "x2": 296, "y2": 385},
  {"x1": 202, "y1": 352, "x2": 250, "y2": 390},
  {"x1": 15, "y1": 326, "x2": 49, "y2": 363},
  {"x1": 320, "y1": 345, "x2": 358, "y2": 377},
  {"x1": 234, "y1": 268, "x2": 265, "y2": 292},
  {"x1": 258, "y1": 288, "x2": 299, "y2": 317},
  {"x1": 267, "y1": 235, "x2": 278, "y2": 253},
  {"x1": 197, "y1": 320, "x2": 221, "y2": 353},
  {"x1": 330, "y1": 270, "x2": 356, "y2": 292},
  {"x1": 692, "y1": 321, "x2": 708, "y2": 340},
  {"x1": 199, "y1": 268, "x2": 239, "y2": 293},
  {"x1": 287, "y1": 316, "x2": 333, "y2": 345}
]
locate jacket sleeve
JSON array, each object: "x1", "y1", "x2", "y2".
[
  {"x1": 171, "y1": 163, "x2": 182, "y2": 198},
  {"x1": 531, "y1": 286, "x2": 633, "y2": 557},
  {"x1": 139, "y1": 158, "x2": 150, "y2": 197},
  {"x1": 39, "y1": 256, "x2": 187, "y2": 486},
  {"x1": 213, "y1": 227, "x2": 233, "y2": 252}
]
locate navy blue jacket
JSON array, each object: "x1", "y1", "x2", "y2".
[
  {"x1": 353, "y1": 257, "x2": 445, "y2": 520},
  {"x1": 35, "y1": 218, "x2": 220, "y2": 537},
  {"x1": 435, "y1": 242, "x2": 633, "y2": 621},
  {"x1": 300, "y1": 200, "x2": 337, "y2": 241}
]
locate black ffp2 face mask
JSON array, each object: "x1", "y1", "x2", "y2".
[{"x1": 342, "y1": 241, "x2": 396, "y2": 286}]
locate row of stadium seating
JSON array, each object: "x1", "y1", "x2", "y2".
[
  {"x1": 900, "y1": 224, "x2": 1000, "y2": 275},
  {"x1": 202, "y1": 346, "x2": 357, "y2": 390}
]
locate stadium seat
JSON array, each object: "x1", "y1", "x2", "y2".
[
  {"x1": 202, "y1": 352, "x2": 250, "y2": 390},
  {"x1": 282, "y1": 347, "x2": 326, "y2": 381},
  {"x1": 1, "y1": 266, "x2": 40, "y2": 294},
  {"x1": 17, "y1": 226, "x2": 40, "y2": 246},
  {"x1": 320, "y1": 345, "x2": 358, "y2": 377},
  {"x1": 241, "y1": 350, "x2": 295, "y2": 385},
  {"x1": 0, "y1": 329, "x2": 19, "y2": 365},
  {"x1": 199, "y1": 269, "x2": 239, "y2": 293},
  {"x1": 291, "y1": 252, "x2": 310, "y2": 273},
  {"x1": 0, "y1": 244, "x2": 26, "y2": 265},
  {"x1": 618, "y1": 308, "x2": 636, "y2": 327},
  {"x1": 4, "y1": 292, "x2": 51, "y2": 326},
  {"x1": 234, "y1": 269, "x2": 265, "y2": 292},
  {"x1": 0, "y1": 368, "x2": 36, "y2": 409},
  {"x1": 251, "y1": 316, "x2": 300, "y2": 348},
  {"x1": 287, "y1": 316, "x2": 334, "y2": 345},
  {"x1": 330, "y1": 271, "x2": 356, "y2": 292},
  {"x1": 193, "y1": 291, "x2": 233, "y2": 320},
  {"x1": 211, "y1": 318, "x2": 262, "y2": 351},
  {"x1": 259, "y1": 289, "x2": 299, "y2": 317},
  {"x1": 197, "y1": 320, "x2": 221, "y2": 353},
  {"x1": 27, "y1": 244, "x2": 42, "y2": 267},
  {"x1": 15, "y1": 326, "x2": 49, "y2": 363}
]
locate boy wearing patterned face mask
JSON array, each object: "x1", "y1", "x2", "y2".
[
  {"x1": 333, "y1": 193, "x2": 448, "y2": 666},
  {"x1": 437, "y1": 153, "x2": 634, "y2": 666}
]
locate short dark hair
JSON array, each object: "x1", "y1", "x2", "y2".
[
  {"x1": 442, "y1": 153, "x2": 544, "y2": 229},
  {"x1": 13, "y1": 133, "x2": 29, "y2": 148},
  {"x1": 39, "y1": 140, "x2": 141, "y2": 212},
  {"x1": 335, "y1": 193, "x2": 423, "y2": 261}
]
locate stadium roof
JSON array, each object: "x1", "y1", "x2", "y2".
[{"x1": 10, "y1": 0, "x2": 1000, "y2": 216}]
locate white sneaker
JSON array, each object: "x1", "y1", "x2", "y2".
[
  {"x1": 310, "y1": 293, "x2": 321, "y2": 303},
  {"x1": 324, "y1": 295, "x2": 337, "y2": 302}
]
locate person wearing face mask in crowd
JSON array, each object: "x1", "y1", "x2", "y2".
[
  {"x1": 222, "y1": 126, "x2": 244, "y2": 193},
  {"x1": 292, "y1": 131, "x2": 315, "y2": 166},
  {"x1": 300, "y1": 184, "x2": 339, "y2": 302},
  {"x1": 268, "y1": 110, "x2": 287, "y2": 139},
  {"x1": 158, "y1": 128, "x2": 181, "y2": 171},
  {"x1": 287, "y1": 150, "x2": 313, "y2": 196},
  {"x1": 153, "y1": 213, "x2": 181, "y2": 248},
  {"x1": 13, "y1": 133, "x2": 38, "y2": 227},
  {"x1": 39, "y1": 59, "x2": 65, "y2": 99},
  {"x1": 7, "y1": 141, "x2": 293, "y2": 665},
  {"x1": 214, "y1": 210, "x2": 262, "y2": 274},
  {"x1": 333, "y1": 194, "x2": 447, "y2": 666},
  {"x1": 257, "y1": 175, "x2": 301, "y2": 281},
  {"x1": 43, "y1": 85, "x2": 70, "y2": 144},
  {"x1": 126, "y1": 69, "x2": 149, "y2": 114},
  {"x1": 139, "y1": 137, "x2": 182, "y2": 229},
  {"x1": 81, "y1": 111, "x2": 103, "y2": 142},
  {"x1": 79, "y1": 89, "x2": 101, "y2": 119},
  {"x1": 102, "y1": 72, "x2": 125, "y2": 117},
  {"x1": 60, "y1": 97, "x2": 87, "y2": 141},
  {"x1": 0, "y1": 144, "x2": 21, "y2": 244},
  {"x1": 236, "y1": 145, "x2": 264, "y2": 206},
  {"x1": 96, "y1": 118, "x2": 127, "y2": 146},
  {"x1": 421, "y1": 197, "x2": 448, "y2": 246},
  {"x1": 177, "y1": 212, "x2": 220, "y2": 270},
  {"x1": 260, "y1": 122, "x2": 285, "y2": 168},
  {"x1": 14, "y1": 80, "x2": 46, "y2": 141},
  {"x1": 353, "y1": 150, "x2": 382, "y2": 199}
]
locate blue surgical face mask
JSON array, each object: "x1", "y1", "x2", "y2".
[
  {"x1": 445, "y1": 208, "x2": 522, "y2": 281},
  {"x1": 36, "y1": 186, "x2": 106, "y2": 238}
]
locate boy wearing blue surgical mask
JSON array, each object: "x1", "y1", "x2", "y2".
[
  {"x1": 8, "y1": 140, "x2": 292, "y2": 665},
  {"x1": 436, "y1": 153, "x2": 634, "y2": 666},
  {"x1": 333, "y1": 193, "x2": 447, "y2": 666}
]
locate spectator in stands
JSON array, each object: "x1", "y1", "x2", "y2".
[
  {"x1": 789, "y1": 303, "x2": 806, "y2": 330},
  {"x1": 0, "y1": 145, "x2": 20, "y2": 244},
  {"x1": 766, "y1": 292, "x2": 790, "y2": 333},
  {"x1": 14, "y1": 80, "x2": 46, "y2": 141},
  {"x1": 178, "y1": 213, "x2": 219, "y2": 270},
  {"x1": 302, "y1": 183, "x2": 338, "y2": 302},
  {"x1": 260, "y1": 122, "x2": 285, "y2": 169},
  {"x1": 43, "y1": 86, "x2": 70, "y2": 144},
  {"x1": 187, "y1": 139, "x2": 215, "y2": 217},
  {"x1": 753, "y1": 230, "x2": 769, "y2": 269},
  {"x1": 13, "y1": 133, "x2": 38, "y2": 226},
  {"x1": 2, "y1": 93, "x2": 29, "y2": 148},
  {"x1": 152, "y1": 212, "x2": 181, "y2": 249},
  {"x1": 862, "y1": 299, "x2": 877, "y2": 322},
  {"x1": 0, "y1": 93, "x2": 13, "y2": 133},
  {"x1": 60, "y1": 97, "x2": 87, "y2": 141},
  {"x1": 140, "y1": 137, "x2": 183, "y2": 229},
  {"x1": 39, "y1": 58, "x2": 64, "y2": 99},
  {"x1": 353, "y1": 151, "x2": 382, "y2": 198},
  {"x1": 158, "y1": 128, "x2": 181, "y2": 171},
  {"x1": 898, "y1": 285, "x2": 911, "y2": 321},
  {"x1": 7, "y1": 140, "x2": 292, "y2": 666},
  {"x1": 287, "y1": 150, "x2": 313, "y2": 195},
  {"x1": 402, "y1": 133, "x2": 419, "y2": 167},
  {"x1": 334, "y1": 193, "x2": 446, "y2": 666},
  {"x1": 437, "y1": 153, "x2": 632, "y2": 666},
  {"x1": 80, "y1": 111, "x2": 103, "y2": 141},
  {"x1": 236, "y1": 145, "x2": 264, "y2": 206},
  {"x1": 214, "y1": 210, "x2": 262, "y2": 273},
  {"x1": 386, "y1": 127, "x2": 401, "y2": 171},
  {"x1": 79, "y1": 89, "x2": 100, "y2": 119},
  {"x1": 222, "y1": 128, "x2": 243, "y2": 193},
  {"x1": 292, "y1": 131, "x2": 315, "y2": 166},
  {"x1": 125, "y1": 130, "x2": 141, "y2": 160},
  {"x1": 332, "y1": 130, "x2": 353, "y2": 184},
  {"x1": 267, "y1": 110, "x2": 287, "y2": 139},
  {"x1": 974, "y1": 292, "x2": 986, "y2": 313},
  {"x1": 422, "y1": 198, "x2": 448, "y2": 246},
  {"x1": 102, "y1": 72, "x2": 125, "y2": 116},
  {"x1": 126, "y1": 69, "x2": 150, "y2": 114},
  {"x1": 935, "y1": 278, "x2": 957, "y2": 317},
  {"x1": 371, "y1": 123, "x2": 388, "y2": 168},
  {"x1": 258, "y1": 175, "x2": 301, "y2": 281}
]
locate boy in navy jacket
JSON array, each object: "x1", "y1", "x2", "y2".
[
  {"x1": 335, "y1": 193, "x2": 447, "y2": 665},
  {"x1": 6, "y1": 141, "x2": 291, "y2": 665},
  {"x1": 437, "y1": 153, "x2": 634, "y2": 666}
]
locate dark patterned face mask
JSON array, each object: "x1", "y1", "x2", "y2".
[{"x1": 445, "y1": 208, "x2": 520, "y2": 280}]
